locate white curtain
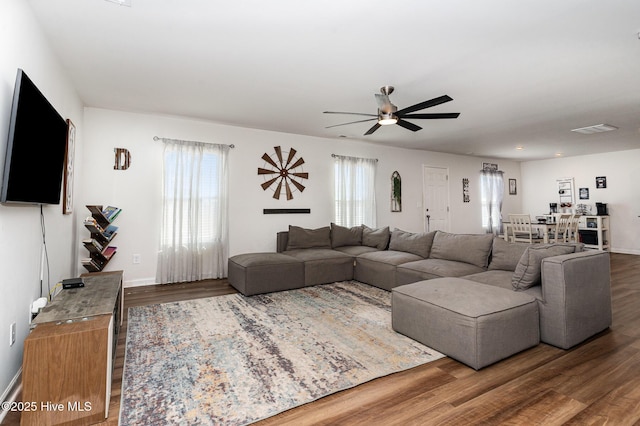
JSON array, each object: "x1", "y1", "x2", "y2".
[
  {"x1": 334, "y1": 155, "x2": 377, "y2": 228},
  {"x1": 480, "y1": 169, "x2": 504, "y2": 234},
  {"x1": 156, "y1": 139, "x2": 229, "y2": 284}
]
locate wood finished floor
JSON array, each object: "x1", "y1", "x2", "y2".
[{"x1": 3, "y1": 253, "x2": 639, "y2": 425}]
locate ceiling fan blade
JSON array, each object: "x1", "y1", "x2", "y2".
[
  {"x1": 396, "y1": 95, "x2": 453, "y2": 116},
  {"x1": 273, "y1": 178, "x2": 283, "y2": 199},
  {"x1": 396, "y1": 119, "x2": 422, "y2": 132},
  {"x1": 291, "y1": 172, "x2": 309, "y2": 179},
  {"x1": 325, "y1": 118, "x2": 377, "y2": 129},
  {"x1": 402, "y1": 112, "x2": 460, "y2": 119},
  {"x1": 285, "y1": 148, "x2": 297, "y2": 168},
  {"x1": 261, "y1": 153, "x2": 280, "y2": 170},
  {"x1": 364, "y1": 123, "x2": 381, "y2": 135},
  {"x1": 258, "y1": 168, "x2": 278, "y2": 175},
  {"x1": 289, "y1": 157, "x2": 305, "y2": 169},
  {"x1": 274, "y1": 146, "x2": 284, "y2": 166},
  {"x1": 324, "y1": 111, "x2": 377, "y2": 117},
  {"x1": 261, "y1": 176, "x2": 280, "y2": 190},
  {"x1": 290, "y1": 178, "x2": 306, "y2": 192}
]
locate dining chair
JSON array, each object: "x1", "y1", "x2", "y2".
[
  {"x1": 508, "y1": 214, "x2": 542, "y2": 243},
  {"x1": 549, "y1": 213, "x2": 573, "y2": 242},
  {"x1": 567, "y1": 214, "x2": 581, "y2": 243}
]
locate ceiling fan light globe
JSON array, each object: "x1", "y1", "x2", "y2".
[{"x1": 378, "y1": 112, "x2": 398, "y2": 125}]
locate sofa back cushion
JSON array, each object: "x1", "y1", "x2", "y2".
[
  {"x1": 488, "y1": 237, "x2": 530, "y2": 271},
  {"x1": 286, "y1": 225, "x2": 331, "y2": 250},
  {"x1": 512, "y1": 244, "x2": 577, "y2": 290},
  {"x1": 362, "y1": 225, "x2": 390, "y2": 250},
  {"x1": 388, "y1": 229, "x2": 436, "y2": 258},
  {"x1": 430, "y1": 231, "x2": 494, "y2": 268},
  {"x1": 330, "y1": 223, "x2": 363, "y2": 248}
]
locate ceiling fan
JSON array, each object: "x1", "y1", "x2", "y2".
[{"x1": 324, "y1": 86, "x2": 460, "y2": 135}]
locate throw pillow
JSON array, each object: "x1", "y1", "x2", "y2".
[
  {"x1": 430, "y1": 231, "x2": 494, "y2": 268},
  {"x1": 286, "y1": 225, "x2": 331, "y2": 250},
  {"x1": 388, "y1": 229, "x2": 436, "y2": 258},
  {"x1": 488, "y1": 237, "x2": 530, "y2": 271},
  {"x1": 512, "y1": 244, "x2": 576, "y2": 290},
  {"x1": 330, "y1": 223, "x2": 363, "y2": 248},
  {"x1": 362, "y1": 225, "x2": 390, "y2": 250}
]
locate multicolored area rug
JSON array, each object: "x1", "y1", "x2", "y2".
[{"x1": 120, "y1": 281, "x2": 443, "y2": 425}]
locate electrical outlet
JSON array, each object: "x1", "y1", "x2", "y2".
[
  {"x1": 132, "y1": 254, "x2": 141, "y2": 264},
  {"x1": 9, "y1": 322, "x2": 16, "y2": 347}
]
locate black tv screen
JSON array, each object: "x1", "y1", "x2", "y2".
[{"x1": 1, "y1": 69, "x2": 68, "y2": 205}]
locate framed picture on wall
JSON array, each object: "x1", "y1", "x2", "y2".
[
  {"x1": 508, "y1": 178, "x2": 517, "y2": 195},
  {"x1": 63, "y1": 119, "x2": 75, "y2": 214},
  {"x1": 596, "y1": 176, "x2": 607, "y2": 189}
]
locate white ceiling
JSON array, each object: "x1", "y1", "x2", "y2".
[{"x1": 27, "y1": 0, "x2": 640, "y2": 161}]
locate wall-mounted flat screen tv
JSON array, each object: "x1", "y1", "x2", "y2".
[{"x1": 1, "y1": 69, "x2": 68, "y2": 205}]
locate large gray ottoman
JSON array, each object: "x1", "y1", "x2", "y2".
[
  {"x1": 228, "y1": 253, "x2": 304, "y2": 296},
  {"x1": 392, "y1": 277, "x2": 540, "y2": 370}
]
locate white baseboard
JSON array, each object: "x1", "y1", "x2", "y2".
[
  {"x1": 124, "y1": 277, "x2": 158, "y2": 288},
  {"x1": 0, "y1": 368, "x2": 22, "y2": 424},
  {"x1": 611, "y1": 248, "x2": 640, "y2": 255}
]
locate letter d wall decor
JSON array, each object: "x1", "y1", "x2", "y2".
[{"x1": 114, "y1": 148, "x2": 131, "y2": 170}]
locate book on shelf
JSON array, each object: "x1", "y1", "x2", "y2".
[
  {"x1": 81, "y1": 257, "x2": 102, "y2": 272},
  {"x1": 83, "y1": 217, "x2": 105, "y2": 234},
  {"x1": 102, "y1": 246, "x2": 117, "y2": 259},
  {"x1": 83, "y1": 238, "x2": 104, "y2": 254},
  {"x1": 102, "y1": 206, "x2": 122, "y2": 221},
  {"x1": 103, "y1": 224, "x2": 118, "y2": 239}
]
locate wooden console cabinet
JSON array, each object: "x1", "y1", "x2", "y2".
[{"x1": 21, "y1": 271, "x2": 123, "y2": 426}]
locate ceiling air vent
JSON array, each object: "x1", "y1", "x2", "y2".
[{"x1": 571, "y1": 124, "x2": 618, "y2": 135}]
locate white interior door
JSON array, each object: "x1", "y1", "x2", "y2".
[{"x1": 423, "y1": 166, "x2": 450, "y2": 232}]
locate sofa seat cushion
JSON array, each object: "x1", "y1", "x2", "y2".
[
  {"x1": 283, "y1": 248, "x2": 353, "y2": 261},
  {"x1": 396, "y1": 259, "x2": 486, "y2": 286},
  {"x1": 354, "y1": 250, "x2": 423, "y2": 291},
  {"x1": 430, "y1": 231, "x2": 494, "y2": 268},
  {"x1": 392, "y1": 278, "x2": 539, "y2": 370},
  {"x1": 283, "y1": 248, "x2": 354, "y2": 285},
  {"x1": 334, "y1": 245, "x2": 379, "y2": 256},
  {"x1": 228, "y1": 252, "x2": 304, "y2": 296},
  {"x1": 462, "y1": 270, "x2": 514, "y2": 290}
]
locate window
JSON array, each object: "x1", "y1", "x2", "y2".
[
  {"x1": 480, "y1": 169, "x2": 504, "y2": 234},
  {"x1": 333, "y1": 155, "x2": 377, "y2": 228},
  {"x1": 156, "y1": 139, "x2": 229, "y2": 283}
]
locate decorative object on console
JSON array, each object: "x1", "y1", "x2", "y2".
[
  {"x1": 391, "y1": 171, "x2": 402, "y2": 211},
  {"x1": 258, "y1": 146, "x2": 308, "y2": 200},
  {"x1": 63, "y1": 119, "x2": 75, "y2": 214}
]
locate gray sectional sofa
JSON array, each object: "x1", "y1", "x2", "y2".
[{"x1": 228, "y1": 223, "x2": 612, "y2": 368}]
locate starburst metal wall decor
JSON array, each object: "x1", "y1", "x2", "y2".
[{"x1": 258, "y1": 146, "x2": 309, "y2": 200}]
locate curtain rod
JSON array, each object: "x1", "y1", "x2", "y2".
[
  {"x1": 331, "y1": 153, "x2": 378, "y2": 162},
  {"x1": 153, "y1": 136, "x2": 235, "y2": 148}
]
